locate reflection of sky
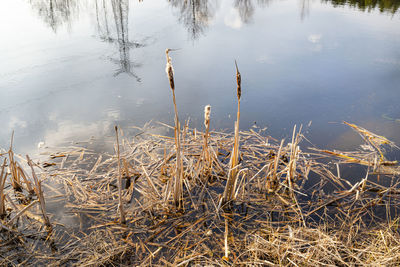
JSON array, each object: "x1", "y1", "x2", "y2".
[{"x1": 0, "y1": 0, "x2": 399, "y2": 160}]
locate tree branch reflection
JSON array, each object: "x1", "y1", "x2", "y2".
[
  {"x1": 95, "y1": 0, "x2": 144, "y2": 80},
  {"x1": 29, "y1": 0, "x2": 79, "y2": 32},
  {"x1": 169, "y1": 0, "x2": 218, "y2": 40}
]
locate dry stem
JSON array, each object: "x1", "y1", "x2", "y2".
[
  {"x1": 115, "y1": 126, "x2": 126, "y2": 224},
  {"x1": 222, "y1": 61, "x2": 242, "y2": 204},
  {"x1": 166, "y1": 48, "x2": 183, "y2": 209},
  {"x1": 26, "y1": 155, "x2": 51, "y2": 229}
]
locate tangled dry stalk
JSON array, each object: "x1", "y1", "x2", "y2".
[{"x1": 0, "y1": 119, "x2": 399, "y2": 266}]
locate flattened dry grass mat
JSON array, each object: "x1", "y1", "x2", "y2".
[{"x1": 1, "y1": 121, "x2": 400, "y2": 266}]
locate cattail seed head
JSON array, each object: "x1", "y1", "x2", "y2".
[
  {"x1": 204, "y1": 105, "x2": 211, "y2": 128},
  {"x1": 235, "y1": 60, "x2": 241, "y2": 100},
  {"x1": 165, "y1": 49, "x2": 175, "y2": 91},
  {"x1": 236, "y1": 72, "x2": 241, "y2": 100}
]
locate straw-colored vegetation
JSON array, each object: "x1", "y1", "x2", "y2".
[{"x1": 1, "y1": 52, "x2": 400, "y2": 266}]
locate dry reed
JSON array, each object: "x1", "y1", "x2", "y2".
[
  {"x1": 0, "y1": 120, "x2": 399, "y2": 266},
  {"x1": 202, "y1": 105, "x2": 212, "y2": 175},
  {"x1": 115, "y1": 125, "x2": 126, "y2": 224},
  {"x1": 26, "y1": 155, "x2": 51, "y2": 228},
  {"x1": 344, "y1": 121, "x2": 398, "y2": 162},
  {"x1": 222, "y1": 60, "x2": 242, "y2": 205},
  {"x1": 0, "y1": 158, "x2": 7, "y2": 217}
]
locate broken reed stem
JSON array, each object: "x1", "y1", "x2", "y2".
[
  {"x1": 9, "y1": 199, "x2": 39, "y2": 224},
  {"x1": 222, "y1": 61, "x2": 241, "y2": 204},
  {"x1": 343, "y1": 121, "x2": 397, "y2": 162},
  {"x1": 17, "y1": 165, "x2": 34, "y2": 194},
  {"x1": 224, "y1": 217, "x2": 229, "y2": 260},
  {"x1": 269, "y1": 139, "x2": 284, "y2": 193},
  {"x1": 166, "y1": 48, "x2": 183, "y2": 209},
  {"x1": 287, "y1": 126, "x2": 306, "y2": 227},
  {"x1": 26, "y1": 155, "x2": 51, "y2": 229},
  {"x1": 0, "y1": 158, "x2": 7, "y2": 217},
  {"x1": 8, "y1": 131, "x2": 21, "y2": 191},
  {"x1": 287, "y1": 125, "x2": 297, "y2": 191},
  {"x1": 115, "y1": 126, "x2": 126, "y2": 224},
  {"x1": 203, "y1": 105, "x2": 211, "y2": 172},
  {"x1": 8, "y1": 150, "x2": 22, "y2": 191}
]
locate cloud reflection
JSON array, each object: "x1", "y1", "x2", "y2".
[
  {"x1": 9, "y1": 116, "x2": 28, "y2": 130},
  {"x1": 224, "y1": 7, "x2": 243, "y2": 29}
]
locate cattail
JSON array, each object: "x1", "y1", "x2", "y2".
[
  {"x1": 235, "y1": 60, "x2": 241, "y2": 100},
  {"x1": 165, "y1": 49, "x2": 175, "y2": 91},
  {"x1": 204, "y1": 105, "x2": 211, "y2": 129},
  {"x1": 222, "y1": 61, "x2": 242, "y2": 205},
  {"x1": 165, "y1": 48, "x2": 183, "y2": 209}
]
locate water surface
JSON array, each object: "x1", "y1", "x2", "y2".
[{"x1": 0, "y1": 0, "x2": 399, "y2": 160}]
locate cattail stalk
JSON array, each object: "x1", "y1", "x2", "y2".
[
  {"x1": 203, "y1": 105, "x2": 211, "y2": 172},
  {"x1": 27, "y1": 155, "x2": 51, "y2": 229},
  {"x1": 165, "y1": 49, "x2": 183, "y2": 209},
  {"x1": 222, "y1": 61, "x2": 242, "y2": 204},
  {"x1": 115, "y1": 126, "x2": 126, "y2": 224}
]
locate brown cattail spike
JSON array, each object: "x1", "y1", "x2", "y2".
[
  {"x1": 165, "y1": 49, "x2": 175, "y2": 91},
  {"x1": 235, "y1": 60, "x2": 241, "y2": 100},
  {"x1": 204, "y1": 105, "x2": 211, "y2": 129}
]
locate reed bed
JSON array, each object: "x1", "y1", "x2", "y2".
[
  {"x1": 0, "y1": 55, "x2": 400, "y2": 266},
  {"x1": 0, "y1": 120, "x2": 399, "y2": 266}
]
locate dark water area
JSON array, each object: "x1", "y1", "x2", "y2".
[{"x1": 0, "y1": 0, "x2": 399, "y2": 161}]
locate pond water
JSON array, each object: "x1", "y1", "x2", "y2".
[{"x1": 0, "y1": 0, "x2": 399, "y2": 160}]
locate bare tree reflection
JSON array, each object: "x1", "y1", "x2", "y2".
[
  {"x1": 95, "y1": 0, "x2": 113, "y2": 42},
  {"x1": 234, "y1": 0, "x2": 271, "y2": 24},
  {"x1": 29, "y1": 0, "x2": 79, "y2": 33},
  {"x1": 169, "y1": 0, "x2": 218, "y2": 40},
  {"x1": 95, "y1": 0, "x2": 144, "y2": 80},
  {"x1": 300, "y1": 0, "x2": 310, "y2": 21},
  {"x1": 234, "y1": 0, "x2": 254, "y2": 23},
  {"x1": 325, "y1": 0, "x2": 400, "y2": 14}
]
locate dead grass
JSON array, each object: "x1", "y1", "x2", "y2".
[{"x1": 0, "y1": 120, "x2": 399, "y2": 266}]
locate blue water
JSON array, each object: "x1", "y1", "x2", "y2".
[{"x1": 0, "y1": 0, "x2": 399, "y2": 158}]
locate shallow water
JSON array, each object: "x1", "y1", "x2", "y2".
[{"x1": 0, "y1": 0, "x2": 399, "y2": 159}]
